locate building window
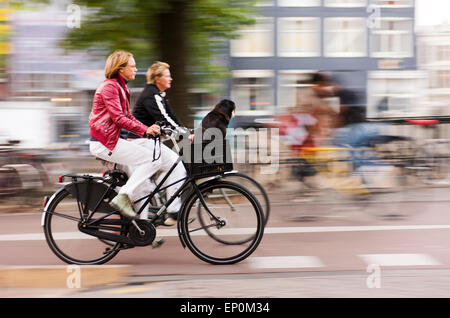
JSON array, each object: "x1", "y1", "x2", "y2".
[
  {"x1": 370, "y1": 18, "x2": 413, "y2": 58},
  {"x1": 324, "y1": 18, "x2": 367, "y2": 57},
  {"x1": 437, "y1": 45, "x2": 450, "y2": 62},
  {"x1": 277, "y1": 70, "x2": 317, "y2": 111},
  {"x1": 324, "y1": 0, "x2": 367, "y2": 7},
  {"x1": 278, "y1": 0, "x2": 320, "y2": 6},
  {"x1": 367, "y1": 71, "x2": 427, "y2": 118},
  {"x1": 434, "y1": 70, "x2": 450, "y2": 90},
  {"x1": 231, "y1": 70, "x2": 274, "y2": 111},
  {"x1": 230, "y1": 17, "x2": 274, "y2": 57},
  {"x1": 278, "y1": 18, "x2": 321, "y2": 57},
  {"x1": 370, "y1": 0, "x2": 413, "y2": 7}
]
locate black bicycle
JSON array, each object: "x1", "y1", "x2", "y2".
[{"x1": 42, "y1": 126, "x2": 265, "y2": 265}]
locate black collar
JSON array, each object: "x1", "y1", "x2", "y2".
[{"x1": 149, "y1": 84, "x2": 166, "y2": 97}]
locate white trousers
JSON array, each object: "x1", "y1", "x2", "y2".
[
  {"x1": 123, "y1": 138, "x2": 186, "y2": 216},
  {"x1": 89, "y1": 138, "x2": 186, "y2": 217}
]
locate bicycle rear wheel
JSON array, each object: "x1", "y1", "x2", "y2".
[
  {"x1": 180, "y1": 180, "x2": 264, "y2": 265},
  {"x1": 43, "y1": 184, "x2": 124, "y2": 265}
]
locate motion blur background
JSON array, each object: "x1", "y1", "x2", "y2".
[{"x1": 0, "y1": 0, "x2": 449, "y2": 206}]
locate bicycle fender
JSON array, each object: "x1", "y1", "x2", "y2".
[{"x1": 41, "y1": 186, "x2": 66, "y2": 226}]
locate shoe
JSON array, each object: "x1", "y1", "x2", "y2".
[
  {"x1": 110, "y1": 194, "x2": 137, "y2": 219},
  {"x1": 147, "y1": 212, "x2": 168, "y2": 227},
  {"x1": 150, "y1": 212, "x2": 195, "y2": 227},
  {"x1": 152, "y1": 236, "x2": 165, "y2": 248},
  {"x1": 164, "y1": 212, "x2": 178, "y2": 226},
  {"x1": 164, "y1": 212, "x2": 195, "y2": 226}
]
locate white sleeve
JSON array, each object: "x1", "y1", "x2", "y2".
[{"x1": 154, "y1": 94, "x2": 180, "y2": 128}]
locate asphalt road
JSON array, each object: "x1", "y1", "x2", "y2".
[{"x1": 1, "y1": 186, "x2": 450, "y2": 298}]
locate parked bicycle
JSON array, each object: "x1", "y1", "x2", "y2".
[
  {"x1": 41, "y1": 125, "x2": 266, "y2": 265},
  {"x1": 0, "y1": 139, "x2": 49, "y2": 204},
  {"x1": 405, "y1": 119, "x2": 450, "y2": 186}
]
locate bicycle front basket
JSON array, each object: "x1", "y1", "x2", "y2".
[{"x1": 182, "y1": 139, "x2": 233, "y2": 178}]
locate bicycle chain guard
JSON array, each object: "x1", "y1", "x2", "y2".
[{"x1": 128, "y1": 219, "x2": 156, "y2": 246}]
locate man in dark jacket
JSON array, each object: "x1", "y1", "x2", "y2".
[
  {"x1": 125, "y1": 62, "x2": 188, "y2": 227},
  {"x1": 128, "y1": 73, "x2": 183, "y2": 137}
]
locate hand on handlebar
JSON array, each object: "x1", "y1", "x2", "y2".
[
  {"x1": 151, "y1": 122, "x2": 194, "y2": 141},
  {"x1": 145, "y1": 124, "x2": 161, "y2": 137}
]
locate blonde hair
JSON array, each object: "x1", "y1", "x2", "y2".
[
  {"x1": 146, "y1": 61, "x2": 170, "y2": 84},
  {"x1": 104, "y1": 50, "x2": 133, "y2": 79}
]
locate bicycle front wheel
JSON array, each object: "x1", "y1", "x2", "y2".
[
  {"x1": 43, "y1": 185, "x2": 124, "y2": 265},
  {"x1": 180, "y1": 180, "x2": 264, "y2": 265},
  {"x1": 219, "y1": 172, "x2": 270, "y2": 227}
]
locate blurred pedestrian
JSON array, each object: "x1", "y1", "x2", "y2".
[
  {"x1": 308, "y1": 72, "x2": 339, "y2": 141},
  {"x1": 88, "y1": 50, "x2": 161, "y2": 219},
  {"x1": 282, "y1": 96, "x2": 318, "y2": 153},
  {"x1": 330, "y1": 80, "x2": 393, "y2": 193},
  {"x1": 333, "y1": 88, "x2": 384, "y2": 150}
]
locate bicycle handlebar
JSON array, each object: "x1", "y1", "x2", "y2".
[{"x1": 145, "y1": 122, "x2": 192, "y2": 140}]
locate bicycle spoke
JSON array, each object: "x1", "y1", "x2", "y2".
[
  {"x1": 45, "y1": 211, "x2": 81, "y2": 223},
  {"x1": 187, "y1": 222, "x2": 219, "y2": 234}
]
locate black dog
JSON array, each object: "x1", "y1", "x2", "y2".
[{"x1": 197, "y1": 99, "x2": 235, "y2": 142}]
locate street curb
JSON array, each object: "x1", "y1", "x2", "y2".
[{"x1": 0, "y1": 265, "x2": 130, "y2": 288}]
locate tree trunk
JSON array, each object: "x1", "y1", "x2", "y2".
[{"x1": 157, "y1": 0, "x2": 192, "y2": 127}]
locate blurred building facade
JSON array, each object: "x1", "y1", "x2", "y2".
[
  {"x1": 0, "y1": 0, "x2": 103, "y2": 149},
  {"x1": 0, "y1": 0, "x2": 447, "y2": 148},
  {"x1": 417, "y1": 24, "x2": 450, "y2": 116},
  {"x1": 228, "y1": 0, "x2": 428, "y2": 119}
]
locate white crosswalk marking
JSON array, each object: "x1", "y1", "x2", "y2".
[
  {"x1": 248, "y1": 256, "x2": 324, "y2": 269},
  {"x1": 359, "y1": 254, "x2": 441, "y2": 266}
]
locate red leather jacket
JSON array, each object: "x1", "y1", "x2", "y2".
[{"x1": 89, "y1": 76, "x2": 148, "y2": 150}]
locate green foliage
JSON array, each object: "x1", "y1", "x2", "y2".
[
  {"x1": 188, "y1": 0, "x2": 257, "y2": 90},
  {"x1": 60, "y1": 0, "x2": 258, "y2": 91}
]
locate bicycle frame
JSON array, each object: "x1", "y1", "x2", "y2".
[
  {"x1": 133, "y1": 153, "x2": 224, "y2": 225},
  {"x1": 128, "y1": 131, "x2": 231, "y2": 224}
]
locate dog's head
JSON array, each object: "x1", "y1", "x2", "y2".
[{"x1": 214, "y1": 99, "x2": 236, "y2": 120}]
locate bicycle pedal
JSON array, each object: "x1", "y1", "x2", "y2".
[{"x1": 152, "y1": 237, "x2": 165, "y2": 248}]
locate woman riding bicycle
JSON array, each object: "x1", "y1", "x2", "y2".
[{"x1": 88, "y1": 50, "x2": 161, "y2": 219}]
